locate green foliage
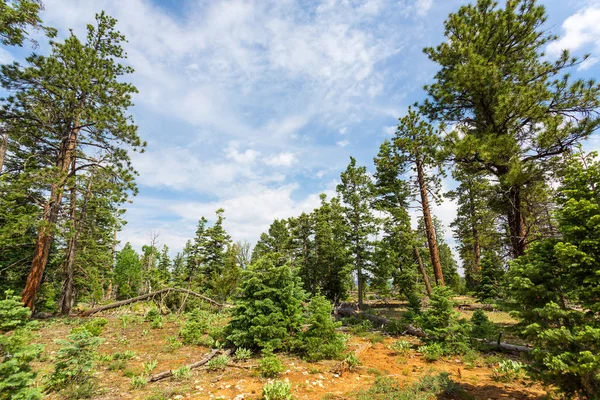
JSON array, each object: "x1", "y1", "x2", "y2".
[
  {"x1": 258, "y1": 355, "x2": 284, "y2": 378},
  {"x1": 172, "y1": 366, "x2": 192, "y2": 381},
  {"x1": 142, "y1": 360, "x2": 158, "y2": 375},
  {"x1": 47, "y1": 329, "x2": 103, "y2": 396},
  {"x1": 0, "y1": 290, "x2": 31, "y2": 331},
  {"x1": 418, "y1": 343, "x2": 443, "y2": 362},
  {"x1": 114, "y1": 243, "x2": 142, "y2": 299},
  {"x1": 179, "y1": 309, "x2": 209, "y2": 345},
  {"x1": 507, "y1": 152, "x2": 600, "y2": 398},
  {"x1": 491, "y1": 360, "x2": 525, "y2": 383},
  {"x1": 130, "y1": 375, "x2": 147, "y2": 389},
  {"x1": 389, "y1": 340, "x2": 411, "y2": 355},
  {"x1": 262, "y1": 380, "x2": 292, "y2": 400},
  {"x1": 165, "y1": 336, "x2": 182, "y2": 352},
  {"x1": 0, "y1": 328, "x2": 43, "y2": 400},
  {"x1": 226, "y1": 255, "x2": 306, "y2": 352},
  {"x1": 356, "y1": 373, "x2": 470, "y2": 400},
  {"x1": 111, "y1": 350, "x2": 136, "y2": 360},
  {"x1": 294, "y1": 294, "x2": 346, "y2": 361},
  {"x1": 470, "y1": 310, "x2": 498, "y2": 340},
  {"x1": 415, "y1": 286, "x2": 470, "y2": 354},
  {"x1": 207, "y1": 355, "x2": 229, "y2": 371},
  {"x1": 402, "y1": 293, "x2": 422, "y2": 323},
  {"x1": 344, "y1": 352, "x2": 361, "y2": 370},
  {"x1": 0, "y1": 0, "x2": 52, "y2": 47},
  {"x1": 72, "y1": 318, "x2": 107, "y2": 337},
  {"x1": 235, "y1": 347, "x2": 252, "y2": 361}
]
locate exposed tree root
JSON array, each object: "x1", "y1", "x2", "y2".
[{"x1": 80, "y1": 288, "x2": 231, "y2": 317}]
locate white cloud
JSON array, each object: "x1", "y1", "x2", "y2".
[
  {"x1": 415, "y1": 0, "x2": 433, "y2": 16},
  {"x1": 337, "y1": 139, "x2": 350, "y2": 147},
  {"x1": 263, "y1": 152, "x2": 297, "y2": 167},
  {"x1": 547, "y1": 6, "x2": 600, "y2": 57},
  {"x1": 579, "y1": 55, "x2": 599, "y2": 71},
  {"x1": 383, "y1": 125, "x2": 396, "y2": 136},
  {"x1": 225, "y1": 142, "x2": 261, "y2": 164},
  {"x1": 339, "y1": 127, "x2": 348, "y2": 135}
]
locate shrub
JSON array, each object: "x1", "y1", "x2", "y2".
[
  {"x1": 72, "y1": 318, "x2": 107, "y2": 337},
  {"x1": 262, "y1": 380, "x2": 292, "y2": 400},
  {"x1": 356, "y1": 373, "x2": 469, "y2": 400},
  {"x1": 47, "y1": 329, "x2": 104, "y2": 397},
  {"x1": 207, "y1": 355, "x2": 229, "y2": 371},
  {"x1": 130, "y1": 375, "x2": 147, "y2": 389},
  {"x1": 226, "y1": 255, "x2": 306, "y2": 352},
  {"x1": 0, "y1": 328, "x2": 44, "y2": 400},
  {"x1": 151, "y1": 316, "x2": 163, "y2": 329},
  {"x1": 344, "y1": 352, "x2": 361, "y2": 371},
  {"x1": 172, "y1": 366, "x2": 192, "y2": 381},
  {"x1": 165, "y1": 336, "x2": 182, "y2": 352},
  {"x1": 294, "y1": 294, "x2": 346, "y2": 361},
  {"x1": 402, "y1": 293, "x2": 422, "y2": 323},
  {"x1": 258, "y1": 355, "x2": 284, "y2": 378},
  {"x1": 418, "y1": 343, "x2": 443, "y2": 362},
  {"x1": 389, "y1": 340, "x2": 411, "y2": 355},
  {"x1": 349, "y1": 320, "x2": 373, "y2": 335},
  {"x1": 235, "y1": 347, "x2": 252, "y2": 361},
  {"x1": 491, "y1": 360, "x2": 525, "y2": 383},
  {"x1": 470, "y1": 310, "x2": 497, "y2": 340},
  {"x1": 143, "y1": 359, "x2": 158, "y2": 374},
  {"x1": 0, "y1": 290, "x2": 31, "y2": 332},
  {"x1": 145, "y1": 307, "x2": 161, "y2": 322},
  {"x1": 415, "y1": 286, "x2": 470, "y2": 355},
  {"x1": 112, "y1": 350, "x2": 136, "y2": 360},
  {"x1": 179, "y1": 309, "x2": 209, "y2": 345}
]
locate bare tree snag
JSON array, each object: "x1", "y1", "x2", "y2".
[{"x1": 80, "y1": 288, "x2": 231, "y2": 317}]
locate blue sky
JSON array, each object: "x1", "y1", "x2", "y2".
[{"x1": 3, "y1": 0, "x2": 600, "y2": 258}]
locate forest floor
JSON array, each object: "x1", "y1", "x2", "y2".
[{"x1": 32, "y1": 300, "x2": 548, "y2": 400}]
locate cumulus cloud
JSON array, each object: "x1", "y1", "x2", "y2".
[
  {"x1": 547, "y1": 6, "x2": 600, "y2": 58},
  {"x1": 337, "y1": 139, "x2": 350, "y2": 147},
  {"x1": 263, "y1": 152, "x2": 297, "y2": 167}
]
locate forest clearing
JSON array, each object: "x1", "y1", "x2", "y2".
[{"x1": 1, "y1": 0, "x2": 600, "y2": 399}]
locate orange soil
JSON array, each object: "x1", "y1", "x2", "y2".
[{"x1": 34, "y1": 314, "x2": 547, "y2": 400}]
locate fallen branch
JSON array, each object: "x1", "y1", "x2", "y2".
[
  {"x1": 80, "y1": 288, "x2": 231, "y2": 317},
  {"x1": 335, "y1": 302, "x2": 530, "y2": 352},
  {"x1": 149, "y1": 348, "x2": 232, "y2": 382},
  {"x1": 458, "y1": 303, "x2": 496, "y2": 311}
]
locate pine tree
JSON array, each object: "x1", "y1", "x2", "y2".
[
  {"x1": 0, "y1": 0, "x2": 52, "y2": 47},
  {"x1": 423, "y1": 0, "x2": 600, "y2": 258},
  {"x1": 0, "y1": 12, "x2": 143, "y2": 308},
  {"x1": 393, "y1": 108, "x2": 446, "y2": 286},
  {"x1": 251, "y1": 219, "x2": 291, "y2": 263},
  {"x1": 336, "y1": 157, "x2": 376, "y2": 308},
  {"x1": 201, "y1": 208, "x2": 232, "y2": 293},
  {"x1": 113, "y1": 243, "x2": 141, "y2": 299},
  {"x1": 373, "y1": 139, "x2": 433, "y2": 296}
]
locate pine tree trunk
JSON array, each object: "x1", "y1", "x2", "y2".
[
  {"x1": 22, "y1": 127, "x2": 78, "y2": 309},
  {"x1": 507, "y1": 186, "x2": 527, "y2": 258},
  {"x1": 413, "y1": 245, "x2": 433, "y2": 295},
  {"x1": 0, "y1": 129, "x2": 7, "y2": 173},
  {"x1": 416, "y1": 158, "x2": 445, "y2": 286}
]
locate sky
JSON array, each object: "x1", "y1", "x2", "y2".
[{"x1": 4, "y1": 0, "x2": 600, "y2": 260}]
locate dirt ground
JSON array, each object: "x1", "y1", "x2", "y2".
[{"x1": 32, "y1": 311, "x2": 548, "y2": 400}]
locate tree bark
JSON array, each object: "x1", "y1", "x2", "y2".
[
  {"x1": 22, "y1": 127, "x2": 79, "y2": 309},
  {"x1": 59, "y1": 166, "x2": 94, "y2": 315},
  {"x1": 507, "y1": 186, "x2": 527, "y2": 258},
  {"x1": 415, "y1": 158, "x2": 445, "y2": 286},
  {"x1": 0, "y1": 129, "x2": 7, "y2": 173},
  {"x1": 413, "y1": 245, "x2": 433, "y2": 295},
  {"x1": 80, "y1": 287, "x2": 230, "y2": 317}
]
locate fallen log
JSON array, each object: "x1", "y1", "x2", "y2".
[
  {"x1": 458, "y1": 303, "x2": 496, "y2": 311},
  {"x1": 80, "y1": 288, "x2": 231, "y2": 317},
  {"x1": 149, "y1": 348, "x2": 232, "y2": 382},
  {"x1": 335, "y1": 303, "x2": 530, "y2": 352}
]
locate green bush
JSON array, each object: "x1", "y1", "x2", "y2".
[
  {"x1": 179, "y1": 309, "x2": 209, "y2": 345},
  {"x1": 470, "y1": 310, "x2": 497, "y2": 340},
  {"x1": 226, "y1": 255, "x2": 306, "y2": 352},
  {"x1": 389, "y1": 340, "x2": 411, "y2": 355},
  {"x1": 172, "y1": 366, "x2": 192, "y2": 381},
  {"x1": 145, "y1": 307, "x2": 161, "y2": 322},
  {"x1": 344, "y1": 352, "x2": 361, "y2": 371},
  {"x1": 356, "y1": 373, "x2": 470, "y2": 400},
  {"x1": 491, "y1": 360, "x2": 525, "y2": 383},
  {"x1": 0, "y1": 290, "x2": 43, "y2": 400},
  {"x1": 415, "y1": 286, "x2": 470, "y2": 355},
  {"x1": 262, "y1": 380, "x2": 292, "y2": 400},
  {"x1": 402, "y1": 293, "x2": 422, "y2": 323},
  {"x1": 207, "y1": 355, "x2": 229, "y2": 371},
  {"x1": 47, "y1": 329, "x2": 104, "y2": 397},
  {"x1": 72, "y1": 318, "x2": 108, "y2": 337},
  {"x1": 235, "y1": 347, "x2": 252, "y2": 361},
  {"x1": 258, "y1": 354, "x2": 284, "y2": 378},
  {"x1": 130, "y1": 375, "x2": 147, "y2": 389},
  {"x1": 418, "y1": 343, "x2": 443, "y2": 362},
  {"x1": 0, "y1": 290, "x2": 31, "y2": 332},
  {"x1": 294, "y1": 294, "x2": 346, "y2": 361}
]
